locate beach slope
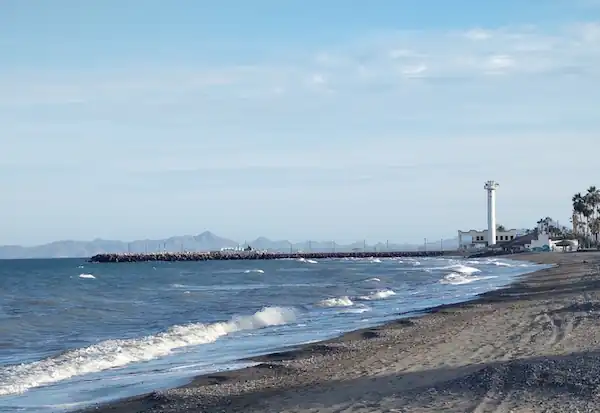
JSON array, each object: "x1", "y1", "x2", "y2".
[{"x1": 84, "y1": 252, "x2": 600, "y2": 413}]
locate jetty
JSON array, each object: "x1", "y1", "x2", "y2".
[{"x1": 88, "y1": 250, "x2": 457, "y2": 263}]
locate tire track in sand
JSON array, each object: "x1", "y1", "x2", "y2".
[{"x1": 469, "y1": 309, "x2": 577, "y2": 412}]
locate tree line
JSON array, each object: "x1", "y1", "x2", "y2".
[{"x1": 572, "y1": 186, "x2": 600, "y2": 247}]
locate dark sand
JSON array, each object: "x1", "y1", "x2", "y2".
[{"x1": 82, "y1": 252, "x2": 600, "y2": 412}]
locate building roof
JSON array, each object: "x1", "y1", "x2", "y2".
[
  {"x1": 555, "y1": 239, "x2": 575, "y2": 247},
  {"x1": 500, "y1": 231, "x2": 539, "y2": 248},
  {"x1": 459, "y1": 228, "x2": 519, "y2": 233}
]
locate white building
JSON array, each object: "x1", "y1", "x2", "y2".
[
  {"x1": 458, "y1": 228, "x2": 521, "y2": 250},
  {"x1": 523, "y1": 231, "x2": 579, "y2": 252}
]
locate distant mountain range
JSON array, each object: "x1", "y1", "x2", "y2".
[{"x1": 0, "y1": 231, "x2": 459, "y2": 259}]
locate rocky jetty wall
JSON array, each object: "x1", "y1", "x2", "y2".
[{"x1": 89, "y1": 250, "x2": 457, "y2": 263}]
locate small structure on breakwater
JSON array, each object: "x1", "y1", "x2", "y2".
[{"x1": 88, "y1": 250, "x2": 457, "y2": 263}]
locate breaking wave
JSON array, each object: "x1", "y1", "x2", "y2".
[
  {"x1": 356, "y1": 289, "x2": 396, "y2": 301},
  {"x1": 0, "y1": 306, "x2": 296, "y2": 396},
  {"x1": 297, "y1": 258, "x2": 318, "y2": 264},
  {"x1": 440, "y1": 273, "x2": 496, "y2": 285},
  {"x1": 317, "y1": 296, "x2": 354, "y2": 307}
]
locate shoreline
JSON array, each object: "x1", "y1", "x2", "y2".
[{"x1": 75, "y1": 252, "x2": 591, "y2": 413}]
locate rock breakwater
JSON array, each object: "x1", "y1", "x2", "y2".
[{"x1": 89, "y1": 250, "x2": 455, "y2": 263}]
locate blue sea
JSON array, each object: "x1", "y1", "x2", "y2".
[{"x1": 0, "y1": 256, "x2": 546, "y2": 412}]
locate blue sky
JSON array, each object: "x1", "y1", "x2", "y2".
[{"x1": 1, "y1": 0, "x2": 599, "y2": 245}]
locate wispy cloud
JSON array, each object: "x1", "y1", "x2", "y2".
[
  {"x1": 2, "y1": 22, "x2": 599, "y2": 107},
  {"x1": 2, "y1": 20, "x2": 600, "y2": 243}
]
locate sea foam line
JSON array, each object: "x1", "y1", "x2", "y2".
[
  {"x1": 440, "y1": 273, "x2": 496, "y2": 285},
  {"x1": 0, "y1": 306, "x2": 296, "y2": 396},
  {"x1": 356, "y1": 289, "x2": 396, "y2": 301}
]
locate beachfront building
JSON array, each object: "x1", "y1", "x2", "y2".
[
  {"x1": 492, "y1": 227, "x2": 580, "y2": 253},
  {"x1": 458, "y1": 228, "x2": 521, "y2": 250}
]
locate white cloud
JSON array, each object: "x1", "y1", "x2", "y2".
[
  {"x1": 400, "y1": 63, "x2": 428, "y2": 77},
  {"x1": 1, "y1": 21, "x2": 599, "y2": 108},
  {"x1": 576, "y1": 22, "x2": 600, "y2": 42},
  {"x1": 464, "y1": 28, "x2": 492, "y2": 41},
  {"x1": 485, "y1": 54, "x2": 516, "y2": 74},
  {"x1": 309, "y1": 73, "x2": 326, "y2": 84},
  {"x1": 2, "y1": 21, "x2": 600, "y2": 198},
  {"x1": 0, "y1": 22, "x2": 600, "y2": 112}
]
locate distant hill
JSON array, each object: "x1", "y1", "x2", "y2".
[{"x1": 0, "y1": 231, "x2": 459, "y2": 259}]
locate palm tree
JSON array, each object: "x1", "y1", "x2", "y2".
[
  {"x1": 586, "y1": 186, "x2": 600, "y2": 245},
  {"x1": 573, "y1": 193, "x2": 588, "y2": 243},
  {"x1": 590, "y1": 218, "x2": 600, "y2": 246},
  {"x1": 571, "y1": 188, "x2": 600, "y2": 247},
  {"x1": 536, "y1": 217, "x2": 554, "y2": 234}
]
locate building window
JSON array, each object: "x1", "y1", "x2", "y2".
[
  {"x1": 511, "y1": 235, "x2": 514, "y2": 240},
  {"x1": 496, "y1": 236, "x2": 498, "y2": 240}
]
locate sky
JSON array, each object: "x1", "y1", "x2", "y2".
[{"x1": 1, "y1": 0, "x2": 599, "y2": 246}]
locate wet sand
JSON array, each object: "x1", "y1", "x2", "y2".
[{"x1": 82, "y1": 252, "x2": 600, "y2": 413}]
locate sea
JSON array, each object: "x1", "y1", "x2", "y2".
[{"x1": 0, "y1": 256, "x2": 547, "y2": 412}]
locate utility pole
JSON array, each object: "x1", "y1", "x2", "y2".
[
  {"x1": 332, "y1": 241, "x2": 336, "y2": 253},
  {"x1": 440, "y1": 239, "x2": 443, "y2": 251},
  {"x1": 363, "y1": 239, "x2": 366, "y2": 252},
  {"x1": 424, "y1": 238, "x2": 427, "y2": 252},
  {"x1": 289, "y1": 242, "x2": 293, "y2": 254},
  {"x1": 386, "y1": 240, "x2": 389, "y2": 251},
  {"x1": 308, "y1": 240, "x2": 312, "y2": 251}
]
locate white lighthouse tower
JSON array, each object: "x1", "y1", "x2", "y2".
[{"x1": 484, "y1": 180, "x2": 499, "y2": 246}]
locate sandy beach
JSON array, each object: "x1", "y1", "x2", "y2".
[{"x1": 82, "y1": 252, "x2": 600, "y2": 413}]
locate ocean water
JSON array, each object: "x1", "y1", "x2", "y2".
[{"x1": 0, "y1": 256, "x2": 547, "y2": 412}]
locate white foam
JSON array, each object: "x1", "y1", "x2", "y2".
[
  {"x1": 317, "y1": 296, "x2": 354, "y2": 307},
  {"x1": 486, "y1": 259, "x2": 513, "y2": 267},
  {"x1": 357, "y1": 289, "x2": 396, "y2": 301},
  {"x1": 78, "y1": 273, "x2": 95, "y2": 279},
  {"x1": 440, "y1": 273, "x2": 496, "y2": 285},
  {"x1": 449, "y1": 265, "x2": 481, "y2": 275},
  {"x1": 0, "y1": 306, "x2": 296, "y2": 396},
  {"x1": 364, "y1": 277, "x2": 381, "y2": 282},
  {"x1": 369, "y1": 258, "x2": 382, "y2": 263},
  {"x1": 297, "y1": 258, "x2": 318, "y2": 264},
  {"x1": 170, "y1": 283, "x2": 269, "y2": 291},
  {"x1": 341, "y1": 307, "x2": 371, "y2": 314},
  {"x1": 244, "y1": 269, "x2": 265, "y2": 273}
]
